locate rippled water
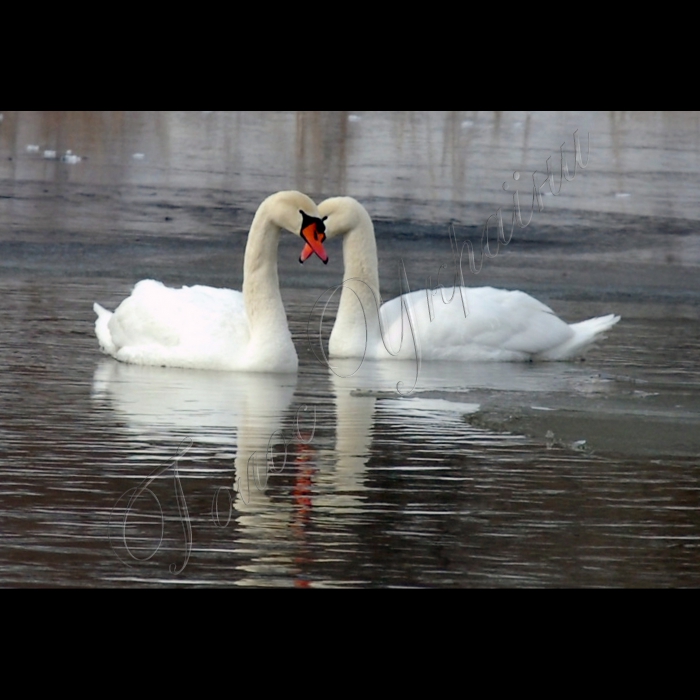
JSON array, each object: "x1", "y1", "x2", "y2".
[{"x1": 1, "y1": 111, "x2": 699, "y2": 587}]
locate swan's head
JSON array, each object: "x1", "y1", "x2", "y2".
[
  {"x1": 316, "y1": 196, "x2": 371, "y2": 241},
  {"x1": 263, "y1": 190, "x2": 329, "y2": 264}
]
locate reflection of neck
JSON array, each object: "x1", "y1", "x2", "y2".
[
  {"x1": 233, "y1": 374, "x2": 296, "y2": 512},
  {"x1": 335, "y1": 393, "x2": 375, "y2": 470},
  {"x1": 331, "y1": 369, "x2": 375, "y2": 494},
  {"x1": 330, "y1": 209, "x2": 382, "y2": 356},
  {"x1": 242, "y1": 211, "x2": 291, "y2": 350}
]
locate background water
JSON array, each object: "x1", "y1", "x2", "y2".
[{"x1": 0, "y1": 111, "x2": 698, "y2": 587}]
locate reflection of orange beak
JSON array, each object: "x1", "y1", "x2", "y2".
[{"x1": 300, "y1": 222, "x2": 329, "y2": 265}]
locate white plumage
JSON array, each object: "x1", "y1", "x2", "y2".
[
  {"x1": 94, "y1": 191, "x2": 325, "y2": 373},
  {"x1": 317, "y1": 196, "x2": 620, "y2": 363}
]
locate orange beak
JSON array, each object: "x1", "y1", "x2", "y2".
[{"x1": 299, "y1": 213, "x2": 329, "y2": 265}]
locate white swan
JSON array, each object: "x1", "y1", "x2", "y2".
[
  {"x1": 307, "y1": 196, "x2": 620, "y2": 362},
  {"x1": 94, "y1": 191, "x2": 329, "y2": 373}
]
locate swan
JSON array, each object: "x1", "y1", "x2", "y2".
[
  {"x1": 304, "y1": 196, "x2": 620, "y2": 362},
  {"x1": 94, "y1": 191, "x2": 329, "y2": 373}
]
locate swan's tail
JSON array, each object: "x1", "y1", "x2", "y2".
[
  {"x1": 537, "y1": 313, "x2": 621, "y2": 361},
  {"x1": 93, "y1": 303, "x2": 118, "y2": 356}
]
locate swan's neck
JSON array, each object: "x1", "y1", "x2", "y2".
[
  {"x1": 330, "y1": 210, "x2": 382, "y2": 355},
  {"x1": 243, "y1": 211, "x2": 291, "y2": 352}
]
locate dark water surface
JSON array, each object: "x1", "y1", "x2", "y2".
[{"x1": 1, "y1": 111, "x2": 699, "y2": 587}]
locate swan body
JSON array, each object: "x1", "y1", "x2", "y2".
[
  {"x1": 316, "y1": 196, "x2": 620, "y2": 362},
  {"x1": 94, "y1": 191, "x2": 327, "y2": 373}
]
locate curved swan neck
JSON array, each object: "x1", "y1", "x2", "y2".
[
  {"x1": 341, "y1": 209, "x2": 380, "y2": 293},
  {"x1": 331, "y1": 200, "x2": 383, "y2": 352},
  {"x1": 242, "y1": 202, "x2": 288, "y2": 342},
  {"x1": 241, "y1": 192, "x2": 319, "y2": 366}
]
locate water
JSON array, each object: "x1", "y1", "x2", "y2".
[{"x1": 1, "y1": 111, "x2": 699, "y2": 587}]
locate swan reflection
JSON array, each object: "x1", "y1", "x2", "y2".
[
  {"x1": 93, "y1": 360, "x2": 303, "y2": 582},
  {"x1": 319, "y1": 356, "x2": 606, "y2": 504},
  {"x1": 93, "y1": 359, "x2": 296, "y2": 453}
]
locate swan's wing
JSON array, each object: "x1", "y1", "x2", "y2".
[
  {"x1": 380, "y1": 287, "x2": 573, "y2": 361},
  {"x1": 106, "y1": 280, "x2": 250, "y2": 367}
]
